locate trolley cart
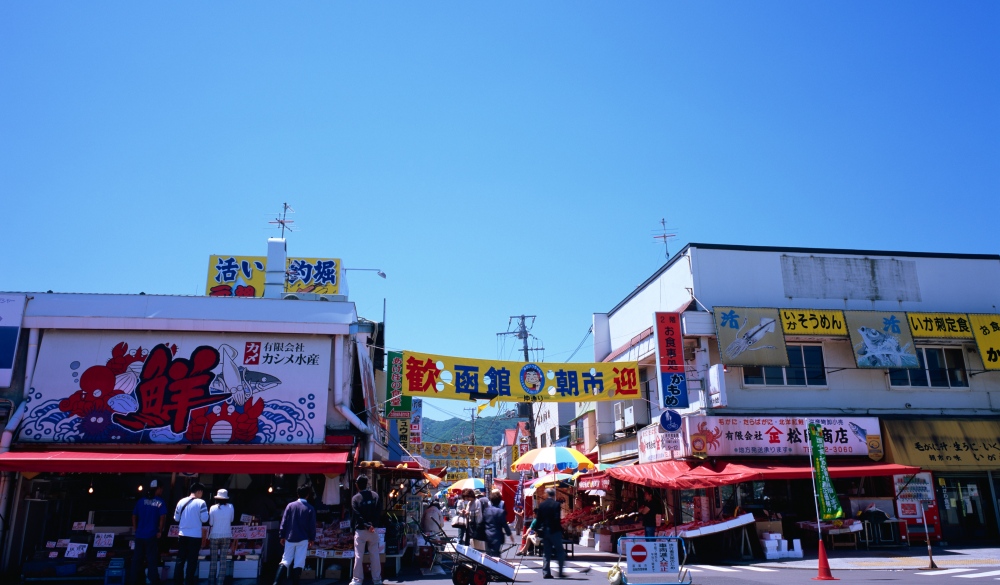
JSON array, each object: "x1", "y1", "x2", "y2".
[
  {"x1": 449, "y1": 543, "x2": 519, "y2": 585},
  {"x1": 614, "y1": 536, "x2": 692, "y2": 585}
]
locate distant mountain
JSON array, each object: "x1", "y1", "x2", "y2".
[{"x1": 422, "y1": 415, "x2": 522, "y2": 446}]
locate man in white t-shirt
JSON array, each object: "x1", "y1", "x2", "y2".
[
  {"x1": 173, "y1": 483, "x2": 208, "y2": 585},
  {"x1": 208, "y1": 489, "x2": 236, "y2": 585}
]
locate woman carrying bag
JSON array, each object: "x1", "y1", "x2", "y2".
[{"x1": 453, "y1": 493, "x2": 469, "y2": 544}]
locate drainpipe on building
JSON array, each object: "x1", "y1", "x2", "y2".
[
  {"x1": 332, "y1": 335, "x2": 373, "y2": 461},
  {"x1": 0, "y1": 328, "x2": 39, "y2": 574}
]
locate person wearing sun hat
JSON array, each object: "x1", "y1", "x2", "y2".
[{"x1": 208, "y1": 488, "x2": 235, "y2": 585}]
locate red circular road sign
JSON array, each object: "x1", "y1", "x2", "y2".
[{"x1": 630, "y1": 544, "x2": 647, "y2": 563}]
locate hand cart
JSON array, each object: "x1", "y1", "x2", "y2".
[
  {"x1": 614, "y1": 536, "x2": 692, "y2": 585},
  {"x1": 448, "y1": 543, "x2": 519, "y2": 585}
]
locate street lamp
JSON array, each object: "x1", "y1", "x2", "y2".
[{"x1": 344, "y1": 268, "x2": 386, "y2": 279}]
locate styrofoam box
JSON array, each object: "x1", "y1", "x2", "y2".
[
  {"x1": 767, "y1": 533, "x2": 781, "y2": 540},
  {"x1": 162, "y1": 560, "x2": 258, "y2": 579},
  {"x1": 777, "y1": 540, "x2": 788, "y2": 552},
  {"x1": 764, "y1": 551, "x2": 782, "y2": 560},
  {"x1": 760, "y1": 540, "x2": 778, "y2": 550}
]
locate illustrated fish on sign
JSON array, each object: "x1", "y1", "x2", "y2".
[
  {"x1": 854, "y1": 327, "x2": 919, "y2": 368},
  {"x1": 724, "y1": 317, "x2": 778, "y2": 361},
  {"x1": 849, "y1": 422, "x2": 867, "y2": 442}
]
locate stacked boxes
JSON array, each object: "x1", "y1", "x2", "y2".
[{"x1": 759, "y1": 533, "x2": 803, "y2": 559}]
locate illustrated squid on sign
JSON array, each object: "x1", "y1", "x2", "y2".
[{"x1": 724, "y1": 317, "x2": 778, "y2": 361}]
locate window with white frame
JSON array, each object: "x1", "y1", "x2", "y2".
[
  {"x1": 889, "y1": 347, "x2": 968, "y2": 388},
  {"x1": 742, "y1": 344, "x2": 827, "y2": 386}
]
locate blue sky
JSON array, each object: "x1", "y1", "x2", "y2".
[{"x1": 2, "y1": 2, "x2": 997, "y2": 421}]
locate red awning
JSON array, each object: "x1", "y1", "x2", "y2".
[
  {"x1": 609, "y1": 460, "x2": 921, "y2": 490},
  {"x1": 0, "y1": 449, "x2": 349, "y2": 475}
]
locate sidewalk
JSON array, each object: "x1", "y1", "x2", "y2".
[{"x1": 740, "y1": 545, "x2": 1000, "y2": 571}]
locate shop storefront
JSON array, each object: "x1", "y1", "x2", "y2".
[{"x1": 883, "y1": 419, "x2": 1000, "y2": 544}]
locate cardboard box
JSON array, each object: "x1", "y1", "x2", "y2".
[
  {"x1": 755, "y1": 521, "x2": 782, "y2": 539},
  {"x1": 325, "y1": 566, "x2": 342, "y2": 579},
  {"x1": 300, "y1": 568, "x2": 316, "y2": 579}
]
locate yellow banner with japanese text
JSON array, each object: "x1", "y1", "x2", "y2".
[
  {"x1": 780, "y1": 309, "x2": 847, "y2": 336},
  {"x1": 969, "y1": 314, "x2": 1000, "y2": 371},
  {"x1": 206, "y1": 255, "x2": 341, "y2": 297},
  {"x1": 400, "y1": 351, "x2": 640, "y2": 403},
  {"x1": 445, "y1": 472, "x2": 469, "y2": 481},
  {"x1": 907, "y1": 313, "x2": 975, "y2": 339},
  {"x1": 417, "y1": 442, "x2": 492, "y2": 461}
]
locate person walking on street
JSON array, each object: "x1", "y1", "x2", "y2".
[
  {"x1": 131, "y1": 479, "x2": 167, "y2": 585},
  {"x1": 472, "y1": 490, "x2": 490, "y2": 551},
  {"x1": 173, "y1": 483, "x2": 208, "y2": 585},
  {"x1": 273, "y1": 485, "x2": 316, "y2": 585},
  {"x1": 421, "y1": 500, "x2": 444, "y2": 535},
  {"x1": 482, "y1": 492, "x2": 513, "y2": 557},
  {"x1": 208, "y1": 489, "x2": 235, "y2": 585},
  {"x1": 535, "y1": 488, "x2": 566, "y2": 579},
  {"x1": 454, "y1": 494, "x2": 469, "y2": 545},
  {"x1": 638, "y1": 490, "x2": 664, "y2": 538},
  {"x1": 462, "y1": 489, "x2": 480, "y2": 548},
  {"x1": 349, "y1": 476, "x2": 382, "y2": 585}
]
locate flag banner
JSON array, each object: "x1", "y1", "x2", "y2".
[
  {"x1": 808, "y1": 422, "x2": 844, "y2": 520},
  {"x1": 401, "y1": 351, "x2": 640, "y2": 403}
]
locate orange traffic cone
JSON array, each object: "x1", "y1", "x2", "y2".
[{"x1": 813, "y1": 538, "x2": 838, "y2": 581}]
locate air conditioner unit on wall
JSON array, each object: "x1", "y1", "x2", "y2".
[
  {"x1": 613, "y1": 402, "x2": 625, "y2": 432},
  {"x1": 623, "y1": 404, "x2": 636, "y2": 428},
  {"x1": 625, "y1": 403, "x2": 650, "y2": 428}
]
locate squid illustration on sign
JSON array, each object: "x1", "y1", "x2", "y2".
[
  {"x1": 724, "y1": 317, "x2": 778, "y2": 361},
  {"x1": 853, "y1": 326, "x2": 918, "y2": 368}
]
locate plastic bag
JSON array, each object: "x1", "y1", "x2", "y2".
[{"x1": 608, "y1": 563, "x2": 623, "y2": 585}]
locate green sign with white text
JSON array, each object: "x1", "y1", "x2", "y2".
[
  {"x1": 386, "y1": 352, "x2": 413, "y2": 418},
  {"x1": 809, "y1": 423, "x2": 844, "y2": 520}
]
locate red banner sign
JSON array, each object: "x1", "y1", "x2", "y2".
[
  {"x1": 578, "y1": 473, "x2": 610, "y2": 491},
  {"x1": 654, "y1": 312, "x2": 684, "y2": 374}
]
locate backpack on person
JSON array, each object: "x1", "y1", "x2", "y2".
[{"x1": 356, "y1": 490, "x2": 380, "y2": 529}]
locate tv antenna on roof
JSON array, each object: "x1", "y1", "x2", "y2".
[
  {"x1": 653, "y1": 217, "x2": 677, "y2": 260},
  {"x1": 269, "y1": 203, "x2": 295, "y2": 238}
]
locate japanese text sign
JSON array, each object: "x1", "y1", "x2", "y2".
[
  {"x1": 94, "y1": 533, "x2": 114, "y2": 548},
  {"x1": 622, "y1": 538, "x2": 679, "y2": 575},
  {"x1": 907, "y1": 313, "x2": 974, "y2": 339},
  {"x1": 400, "y1": 351, "x2": 640, "y2": 403},
  {"x1": 19, "y1": 331, "x2": 329, "y2": 445},
  {"x1": 206, "y1": 255, "x2": 341, "y2": 297},
  {"x1": 809, "y1": 423, "x2": 844, "y2": 520},
  {"x1": 685, "y1": 416, "x2": 880, "y2": 457},
  {"x1": 638, "y1": 423, "x2": 683, "y2": 464},
  {"x1": 410, "y1": 399, "x2": 422, "y2": 446},
  {"x1": 714, "y1": 307, "x2": 789, "y2": 367},
  {"x1": 780, "y1": 309, "x2": 847, "y2": 336},
  {"x1": 969, "y1": 314, "x2": 1000, "y2": 371},
  {"x1": 0, "y1": 294, "x2": 26, "y2": 388},
  {"x1": 577, "y1": 473, "x2": 610, "y2": 491},
  {"x1": 385, "y1": 352, "x2": 412, "y2": 418},
  {"x1": 654, "y1": 313, "x2": 689, "y2": 409},
  {"x1": 845, "y1": 311, "x2": 919, "y2": 369}
]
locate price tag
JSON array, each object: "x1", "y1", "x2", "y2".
[
  {"x1": 65, "y1": 543, "x2": 88, "y2": 559},
  {"x1": 46, "y1": 541, "x2": 56, "y2": 549},
  {"x1": 72, "y1": 521, "x2": 86, "y2": 531},
  {"x1": 339, "y1": 520, "x2": 351, "y2": 529},
  {"x1": 168, "y1": 526, "x2": 180, "y2": 538},
  {"x1": 240, "y1": 514, "x2": 253, "y2": 523},
  {"x1": 56, "y1": 539, "x2": 70, "y2": 548},
  {"x1": 48, "y1": 551, "x2": 58, "y2": 559},
  {"x1": 231, "y1": 525, "x2": 249, "y2": 539},
  {"x1": 246, "y1": 526, "x2": 266, "y2": 539},
  {"x1": 94, "y1": 533, "x2": 115, "y2": 548},
  {"x1": 96, "y1": 551, "x2": 107, "y2": 559}
]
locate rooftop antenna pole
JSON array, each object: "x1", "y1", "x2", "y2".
[
  {"x1": 269, "y1": 203, "x2": 296, "y2": 238},
  {"x1": 653, "y1": 217, "x2": 677, "y2": 260}
]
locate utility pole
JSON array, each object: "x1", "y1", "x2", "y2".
[
  {"x1": 497, "y1": 315, "x2": 543, "y2": 450},
  {"x1": 463, "y1": 407, "x2": 478, "y2": 446}
]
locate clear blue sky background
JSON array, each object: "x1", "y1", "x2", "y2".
[{"x1": 2, "y1": 3, "x2": 998, "y2": 421}]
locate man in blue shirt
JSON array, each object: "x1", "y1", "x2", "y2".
[
  {"x1": 273, "y1": 485, "x2": 316, "y2": 585},
  {"x1": 131, "y1": 479, "x2": 167, "y2": 585}
]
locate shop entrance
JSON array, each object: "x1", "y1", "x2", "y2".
[{"x1": 936, "y1": 474, "x2": 998, "y2": 543}]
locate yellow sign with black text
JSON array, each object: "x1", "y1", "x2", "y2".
[
  {"x1": 907, "y1": 313, "x2": 974, "y2": 339},
  {"x1": 969, "y1": 314, "x2": 1000, "y2": 371},
  {"x1": 400, "y1": 351, "x2": 640, "y2": 403},
  {"x1": 780, "y1": 309, "x2": 847, "y2": 336}
]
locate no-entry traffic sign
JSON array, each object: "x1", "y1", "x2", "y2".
[{"x1": 630, "y1": 544, "x2": 647, "y2": 563}]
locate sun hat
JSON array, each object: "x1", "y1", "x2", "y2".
[{"x1": 215, "y1": 488, "x2": 230, "y2": 500}]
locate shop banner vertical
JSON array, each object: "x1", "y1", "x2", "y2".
[
  {"x1": 808, "y1": 422, "x2": 843, "y2": 520},
  {"x1": 410, "y1": 399, "x2": 422, "y2": 448},
  {"x1": 385, "y1": 352, "x2": 412, "y2": 418},
  {"x1": 654, "y1": 312, "x2": 688, "y2": 408}
]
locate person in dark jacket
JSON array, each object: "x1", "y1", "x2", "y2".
[
  {"x1": 535, "y1": 488, "x2": 566, "y2": 578},
  {"x1": 639, "y1": 490, "x2": 664, "y2": 538},
  {"x1": 482, "y1": 492, "x2": 513, "y2": 556},
  {"x1": 350, "y1": 476, "x2": 382, "y2": 585},
  {"x1": 273, "y1": 485, "x2": 316, "y2": 585}
]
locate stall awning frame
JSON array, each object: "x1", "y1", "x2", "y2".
[
  {"x1": 0, "y1": 449, "x2": 350, "y2": 475},
  {"x1": 608, "y1": 459, "x2": 921, "y2": 490}
]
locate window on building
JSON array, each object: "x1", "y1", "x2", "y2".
[
  {"x1": 540, "y1": 434, "x2": 547, "y2": 448},
  {"x1": 742, "y1": 344, "x2": 826, "y2": 387},
  {"x1": 574, "y1": 418, "x2": 585, "y2": 443},
  {"x1": 550, "y1": 428, "x2": 557, "y2": 443},
  {"x1": 889, "y1": 347, "x2": 968, "y2": 388}
]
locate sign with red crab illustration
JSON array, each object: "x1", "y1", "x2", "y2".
[
  {"x1": 685, "y1": 415, "x2": 880, "y2": 457},
  {"x1": 17, "y1": 331, "x2": 329, "y2": 445}
]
